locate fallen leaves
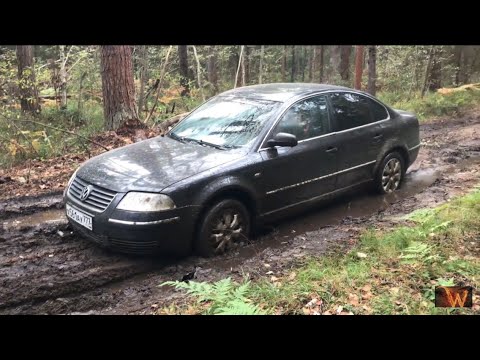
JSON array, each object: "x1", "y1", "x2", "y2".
[
  {"x1": 361, "y1": 284, "x2": 374, "y2": 300},
  {"x1": 362, "y1": 284, "x2": 372, "y2": 292},
  {"x1": 16, "y1": 176, "x2": 27, "y2": 184},
  {"x1": 302, "y1": 298, "x2": 323, "y2": 315},
  {"x1": 348, "y1": 293, "x2": 360, "y2": 307},
  {"x1": 270, "y1": 276, "x2": 282, "y2": 287},
  {"x1": 389, "y1": 287, "x2": 400, "y2": 295}
]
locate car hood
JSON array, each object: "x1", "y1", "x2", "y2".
[{"x1": 76, "y1": 136, "x2": 247, "y2": 193}]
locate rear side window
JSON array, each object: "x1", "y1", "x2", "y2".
[
  {"x1": 329, "y1": 92, "x2": 373, "y2": 131},
  {"x1": 369, "y1": 98, "x2": 389, "y2": 121}
]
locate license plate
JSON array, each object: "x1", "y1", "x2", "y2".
[{"x1": 66, "y1": 203, "x2": 93, "y2": 230}]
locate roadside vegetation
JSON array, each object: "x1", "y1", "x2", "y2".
[
  {"x1": 380, "y1": 85, "x2": 480, "y2": 120},
  {"x1": 161, "y1": 187, "x2": 480, "y2": 315}
]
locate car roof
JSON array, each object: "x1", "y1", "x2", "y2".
[{"x1": 218, "y1": 82, "x2": 351, "y2": 102}]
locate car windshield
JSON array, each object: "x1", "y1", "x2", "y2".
[{"x1": 169, "y1": 96, "x2": 280, "y2": 148}]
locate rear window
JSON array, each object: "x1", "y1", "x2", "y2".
[{"x1": 369, "y1": 98, "x2": 389, "y2": 121}]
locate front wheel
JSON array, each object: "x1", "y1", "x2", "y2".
[
  {"x1": 374, "y1": 152, "x2": 405, "y2": 194},
  {"x1": 195, "y1": 199, "x2": 251, "y2": 257}
]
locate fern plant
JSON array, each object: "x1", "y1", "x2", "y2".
[
  {"x1": 161, "y1": 277, "x2": 265, "y2": 315},
  {"x1": 399, "y1": 241, "x2": 440, "y2": 264}
]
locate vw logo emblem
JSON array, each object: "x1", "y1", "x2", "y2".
[{"x1": 80, "y1": 185, "x2": 93, "y2": 201}]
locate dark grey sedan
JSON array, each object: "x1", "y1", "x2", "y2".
[{"x1": 64, "y1": 83, "x2": 420, "y2": 256}]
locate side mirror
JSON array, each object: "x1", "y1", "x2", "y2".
[{"x1": 266, "y1": 132, "x2": 298, "y2": 148}]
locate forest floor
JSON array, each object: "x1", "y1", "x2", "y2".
[{"x1": 0, "y1": 109, "x2": 479, "y2": 314}]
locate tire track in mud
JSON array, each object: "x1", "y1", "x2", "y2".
[
  {"x1": 1, "y1": 111, "x2": 479, "y2": 314},
  {"x1": 0, "y1": 221, "x2": 172, "y2": 313}
]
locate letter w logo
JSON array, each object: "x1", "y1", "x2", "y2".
[{"x1": 435, "y1": 286, "x2": 473, "y2": 308}]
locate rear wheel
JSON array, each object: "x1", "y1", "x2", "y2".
[
  {"x1": 374, "y1": 152, "x2": 405, "y2": 194},
  {"x1": 195, "y1": 199, "x2": 251, "y2": 257}
]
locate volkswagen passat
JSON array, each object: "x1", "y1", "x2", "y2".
[{"x1": 64, "y1": 83, "x2": 420, "y2": 256}]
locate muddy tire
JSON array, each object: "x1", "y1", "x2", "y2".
[
  {"x1": 195, "y1": 199, "x2": 251, "y2": 257},
  {"x1": 374, "y1": 151, "x2": 406, "y2": 194}
]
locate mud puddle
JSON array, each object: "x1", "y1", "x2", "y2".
[
  {"x1": 2, "y1": 209, "x2": 66, "y2": 232},
  {"x1": 0, "y1": 192, "x2": 63, "y2": 220}
]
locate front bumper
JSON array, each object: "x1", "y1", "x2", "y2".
[{"x1": 65, "y1": 194, "x2": 198, "y2": 255}]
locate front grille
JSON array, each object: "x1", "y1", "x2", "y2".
[{"x1": 68, "y1": 176, "x2": 117, "y2": 212}]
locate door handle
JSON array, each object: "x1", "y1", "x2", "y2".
[
  {"x1": 325, "y1": 147, "x2": 338, "y2": 153},
  {"x1": 373, "y1": 134, "x2": 383, "y2": 140}
]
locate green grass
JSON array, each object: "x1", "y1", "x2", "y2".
[
  {"x1": 0, "y1": 100, "x2": 104, "y2": 167},
  {"x1": 249, "y1": 187, "x2": 480, "y2": 314},
  {"x1": 378, "y1": 88, "x2": 480, "y2": 121},
  {"x1": 163, "y1": 187, "x2": 480, "y2": 315}
]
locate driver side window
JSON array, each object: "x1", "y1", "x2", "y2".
[{"x1": 273, "y1": 95, "x2": 330, "y2": 142}]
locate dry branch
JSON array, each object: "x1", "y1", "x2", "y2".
[
  {"x1": 157, "y1": 112, "x2": 188, "y2": 133},
  {"x1": 144, "y1": 46, "x2": 173, "y2": 124}
]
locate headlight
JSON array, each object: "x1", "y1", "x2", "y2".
[{"x1": 116, "y1": 192, "x2": 176, "y2": 212}]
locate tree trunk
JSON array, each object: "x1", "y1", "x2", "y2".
[
  {"x1": 429, "y1": 47, "x2": 442, "y2": 91},
  {"x1": 282, "y1": 46, "x2": 287, "y2": 81},
  {"x1": 421, "y1": 46, "x2": 435, "y2": 98},
  {"x1": 191, "y1": 46, "x2": 205, "y2": 101},
  {"x1": 244, "y1": 46, "x2": 250, "y2": 85},
  {"x1": 319, "y1": 45, "x2": 325, "y2": 82},
  {"x1": 308, "y1": 47, "x2": 317, "y2": 82},
  {"x1": 454, "y1": 45, "x2": 464, "y2": 86},
  {"x1": 16, "y1": 45, "x2": 40, "y2": 113},
  {"x1": 339, "y1": 45, "x2": 352, "y2": 81},
  {"x1": 367, "y1": 45, "x2": 377, "y2": 95},
  {"x1": 241, "y1": 46, "x2": 246, "y2": 86},
  {"x1": 77, "y1": 72, "x2": 87, "y2": 113},
  {"x1": 178, "y1": 45, "x2": 190, "y2": 96},
  {"x1": 207, "y1": 45, "x2": 218, "y2": 93},
  {"x1": 354, "y1": 45, "x2": 364, "y2": 90},
  {"x1": 290, "y1": 46, "x2": 296, "y2": 82},
  {"x1": 137, "y1": 45, "x2": 148, "y2": 118},
  {"x1": 301, "y1": 47, "x2": 307, "y2": 82},
  {"x1": 414, "y1": 46, "x2": 422, "y2": 91},
  {"x1": 100, "y1": 45, "x2": 138, "y2": 130},
  {"x1": 234, "y1": 45, "x2": 244, "y2": 88},
  {"x1": 59, "y1": 45, "x2": 68, "y2": 109},
  {"x1": 259, "y1": 45, "x2": 264, "y2": 84},
  {"x1": 311, "y1": 47, "x2": 317, "y2": 83}
]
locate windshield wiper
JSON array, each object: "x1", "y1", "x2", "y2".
[
  {"x1": 182, "y1": 137, "x2": 233, "y2": 150},
  {"x1": 168, "y1": 132, "x2": 186, "y2": 143}
]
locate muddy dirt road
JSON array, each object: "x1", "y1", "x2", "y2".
[{"x1": 1, "y1": 111, "x2": 479, "y2": 314}]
